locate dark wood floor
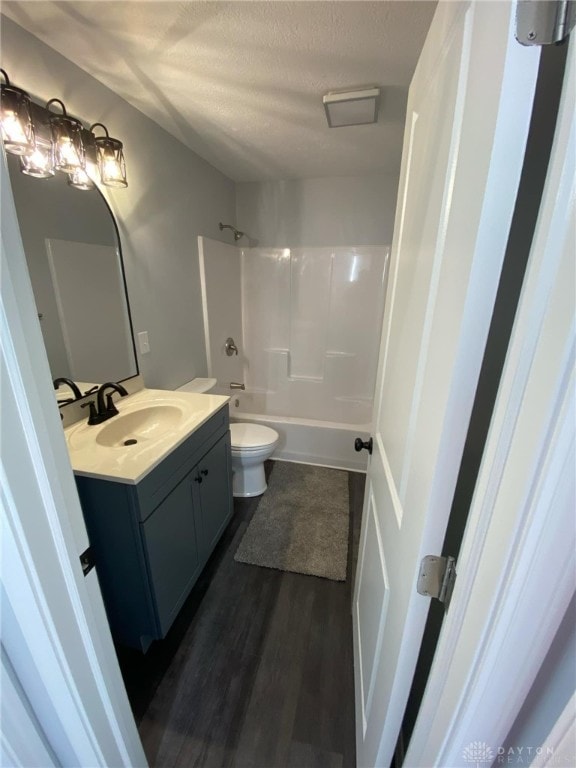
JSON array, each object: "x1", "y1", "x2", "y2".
[{"x1": 118, "y1": 463, "x2": 365, "y2": 768}]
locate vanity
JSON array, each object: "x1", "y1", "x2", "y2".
[
  {"x1": 7, "y1": 148, "x2": 234, "y2": 653},
  {"x1": 67, "y1": 388, "x2": 233, "y2": 652}
]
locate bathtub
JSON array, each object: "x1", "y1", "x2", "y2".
[{"x1": 229, "y1": 405, "x2": 370, "y2": 472}]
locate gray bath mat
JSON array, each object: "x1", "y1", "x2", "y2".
[{"x1": 234, "y1": 462, "x2": 350, "y2": 581}]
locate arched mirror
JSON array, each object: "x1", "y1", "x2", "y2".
[{"x1": 7, "y1": 153, "x2": 138, "y2": 404}]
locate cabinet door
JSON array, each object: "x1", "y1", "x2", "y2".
[
  {"x1": 197, "y1": 433, "x2": 233, "y2": 557},
  {"x1": 142, "y1": 474, "x2": 201, "y2": 636}
]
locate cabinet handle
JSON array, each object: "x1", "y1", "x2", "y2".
[
  {"x1": 201, "y1": 469, "x2": 209, "y2": 476},
  {"x1": 194, "y1": 475, "x2": 203, "y2": 483}
]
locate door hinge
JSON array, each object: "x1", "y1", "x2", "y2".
[
  {"x1": 79, "y1": 546, "x2": 95, "y2": 577},
  {"x1": 516, "y1": 0, "x2": 576, "y2": 46},
  {"x1": 417, "y1": 555, "x2": 457, "y2": 610}
]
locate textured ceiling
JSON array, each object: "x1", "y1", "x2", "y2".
[{"x1": 2, "y1": 1, "x2": 436, "y2": 182}]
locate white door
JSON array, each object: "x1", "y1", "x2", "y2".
[
  {"x1": 353, "y1": 3, "x2": 541, "y2": 766},
  {"x1": 407, "y1": 35, "x2": 575, "y2": 760}
]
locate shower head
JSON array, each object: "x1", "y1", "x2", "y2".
[{"x1": 219, "y1": 222, "x2": 245, "y2": 242}]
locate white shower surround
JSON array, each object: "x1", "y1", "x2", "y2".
[{"x1": 199, "y1": 237, "x2": 389, "y2": 471}]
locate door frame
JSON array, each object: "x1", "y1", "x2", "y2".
[{"x1": 406, "y1": 35, "x2": 575, "y2": 765}]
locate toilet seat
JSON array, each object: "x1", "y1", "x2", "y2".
[{"x1": 230, "y1": 423, "x2": 278, "y2": 451}]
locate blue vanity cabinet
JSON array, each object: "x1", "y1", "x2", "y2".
[
  {"x1": 140, "y1": 472, "x2": 202, "y2": 638},
  {"x1": 194, "y1": 429, "x2": 234, "y2": 555},
  {"x1": 75, "y1": 405, "x2": 233, "y2": 652}
]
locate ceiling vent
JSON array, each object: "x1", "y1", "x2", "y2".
[{"x1": 323, "y1": 87, "x2": 380, "y2": 128}]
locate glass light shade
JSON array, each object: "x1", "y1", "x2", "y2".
[
  {"x1": 21, "y1": 135, "x2": 55, "y2": 178},
  {"x1": 67, "y1": 166, "x2": 96, "y2": 191},
  {"x1": 51, "y1": 114, "x2": 85, "y2": 172},
  {"x1": 1, "y1": 83, "x2": 34, "y2": 156},
  {"x1": 95, "y1": 136, "x2": 127, "y2": 188}
]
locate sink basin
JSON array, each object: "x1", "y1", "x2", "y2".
[
  {"x1": 94, "y1": 404, "x2": 185, "y2": 447},
  {"x1": 64, "y1": 387, "x2": 231, "y2": 483},
  {"x1": 67, "y1": 402, "x2": 187, "y2": 450}
]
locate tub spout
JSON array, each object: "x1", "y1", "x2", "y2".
[{"x1": 230, "y1": 382, "x2": 245, "y2": 390}]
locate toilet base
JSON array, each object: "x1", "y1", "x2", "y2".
[{"x1": 232, "y1": 461, "x2": 267, "y2": 498}]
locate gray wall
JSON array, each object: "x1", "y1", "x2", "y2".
[
  {"x1": 236, "y1": 174, "x2": 399, "y2": 247},
  {"x1": 1, "y1": 17, "x2": 236, "y2": 390}
]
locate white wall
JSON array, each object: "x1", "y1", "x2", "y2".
[
  {"x1": 1, "y1": 17, "x2": 237, "y2": 391},
  {"x1": 236, "y1": 174, "x2": 399, "y2": 248}
]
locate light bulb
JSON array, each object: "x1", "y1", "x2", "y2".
[
  {"x1": 58, "y1": 136, "x2": 82, "y2": 169},
  {"x1": 1, "y1": 112, "x2": 33, "y2": 155},
  {"x1": 68, "y1": 166, "x2": 96, "y2": 190},
  {"x1": 0, "y1": 75, "x2": 34, "y2": 156},
  {"x1": 104, "y1": 155, "x2": 122, "y2": 180},
  {"x1": 21, "y1": 137, "x2": 55, "y2": 178}
]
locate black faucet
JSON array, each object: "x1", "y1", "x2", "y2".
[
  {"x1": 53, "y1": 377, "x2": 82, "y2": 400},
  {"x1": 82, "y1": 382, "x2": 129, "y2": 425}
]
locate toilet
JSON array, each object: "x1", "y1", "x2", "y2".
[
  {"x1": 229, "y1": 422, "x2": 279, "y2": 498},
  {"x1": 176, "y1": 378, "x2": 278, "y2": 498},
  {"x1": 176, "y1": 377, "x2": 217, "y2": 394}
]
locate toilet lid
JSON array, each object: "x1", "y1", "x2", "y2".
[{"x1": 230, "y1": 423, "x2": 278, "y2": 449}]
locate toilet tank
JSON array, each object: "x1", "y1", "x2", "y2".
[{"x1": 176, "y1": 378, "x2": 217, "y2": 394}]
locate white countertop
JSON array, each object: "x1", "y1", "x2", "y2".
[{"x1": 64, "y1": 388, "x2": 230, "y2": 484}]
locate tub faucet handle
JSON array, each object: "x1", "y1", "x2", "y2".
[
  {"x1": 225, "y1": 337, "x2": 239, "y2": 356},
  {"x1": 230, "y1": 382, "x2": 245, "y2": 390}
]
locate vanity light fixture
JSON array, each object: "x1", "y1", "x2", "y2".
[
  {"x1": 21, "y1": 133, "x2": 55, "y2": 179},
  {"x1": 90, "y1": 123, "x2": 128, "y2": 188},
  {"x1": 323, "y1": 87, "x2": 380, "y2": 128},
  {"x1": 0, "y1": 68, "x2": 34, "y2": 155},
  {"x1": 0, "y1": 69, "x2": 128, "y2": 190},
  {"x1": 47, "y1": 98, "x2": 85, "y2": 173},
  {"x1": 67, "y1": 166, "x2": 96, "y2": 191},
  {"x1": 20, "y1": 104, "x2": 55, "y2": 178},
  {"x1": 67, "y1": 127, "x2": 97, "y2": 190}
]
